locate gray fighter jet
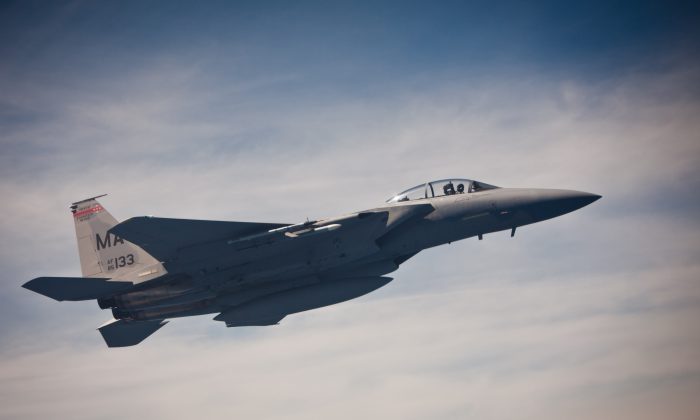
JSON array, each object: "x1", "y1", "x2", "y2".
[{"x1": 23, "y1": 179, "x2": 600, "y2": 347}]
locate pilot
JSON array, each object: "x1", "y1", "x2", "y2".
[
  {"x1": 443, "y1": 182, "x2": 455, "y2": 195},
  {"x1": 457, "y1": 183, "x2": 465, "y2": 193},
  {"x1": 471, "y1": 181, "x2": 481, "y2": 192}
]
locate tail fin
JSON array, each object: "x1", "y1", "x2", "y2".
[{"x1": 71, "y1": 195, "x2": 161, "y2": 279}]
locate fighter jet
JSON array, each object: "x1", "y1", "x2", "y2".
[{"x1": 23, "y1": 179, "x2": 600, "y2": 347}]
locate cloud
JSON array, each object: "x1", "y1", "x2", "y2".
[
  {"x1": 1, "y1": 2, "x2": 699, "y2": 418},
  {"x1": 2, "y1": 262, "x2": 698, "y2": 420}
]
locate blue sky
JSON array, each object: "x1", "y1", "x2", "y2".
[{"x1": 1, "y1": 1, "x2": 699, "y2": 419}]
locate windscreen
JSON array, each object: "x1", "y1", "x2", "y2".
[{"x1": 387, "y1": 179, "x2": 498, "y2": 203}]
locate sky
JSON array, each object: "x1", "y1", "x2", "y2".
[{"x1": 1, "y1": 1, "x2": 699, "y2": 419}]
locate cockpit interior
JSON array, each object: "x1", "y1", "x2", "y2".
[{"x1": 386, "y1": 179, "x2": 499, "y2": 203}]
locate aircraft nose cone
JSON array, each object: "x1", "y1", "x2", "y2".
[{"x1": 526, "y1": 190, "x2": 601, "y2": 221}]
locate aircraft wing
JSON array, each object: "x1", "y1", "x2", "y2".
[
  {"x1": 109, "y1": 217, "x2": 290, "y2": 261},
  {"x1": 214, "y1": 276, "x2": 392, "y2": 327}
]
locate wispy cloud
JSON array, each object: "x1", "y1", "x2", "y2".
[
  {"x1": 2, "y1": 263, "x2": 698, "y2": 420},
  {"x1": 1, "y1": 1, "x2": 699, "y2": 419}
]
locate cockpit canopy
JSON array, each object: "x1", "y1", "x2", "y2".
[{"x1": 386, "y1": 178, "x2": 499, "y2": 203}]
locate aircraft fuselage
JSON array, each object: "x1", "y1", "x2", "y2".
[
  {"x1": 106, "y1": 187, "x2": 600, "y2": 322},
  {"x1": 24, "y1": 179, "x2": 600, "y2": 346}
]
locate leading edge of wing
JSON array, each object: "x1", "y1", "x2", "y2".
[{"x1": 109, "y1": 217, "x2": 291, "y2": 261}]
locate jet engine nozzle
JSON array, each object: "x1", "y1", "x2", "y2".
[{"x1": 97, "y1": 297, "x2": 115, "y2": 309}]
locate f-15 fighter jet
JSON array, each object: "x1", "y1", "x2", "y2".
[{"x1": 23, "y1": 179, "x2": 600, "y2": 347}]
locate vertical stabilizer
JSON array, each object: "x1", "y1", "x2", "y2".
[{"x1": 71, "y1": 196, "x2": 161, "y2": 279}]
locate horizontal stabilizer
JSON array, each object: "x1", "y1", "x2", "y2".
[
  {"x1": 109, "y1": 217, "x2": 290, "y2": 261},
  {"x1": 98, "y1": 318, "x2": 167, "y2": 347},
  {"x1": 23, "y1": 277, "x2": 133, "y2": 301}
]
